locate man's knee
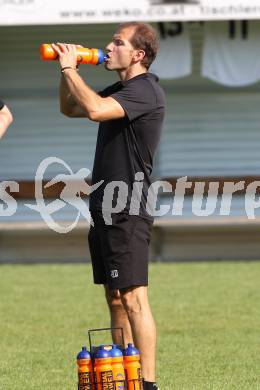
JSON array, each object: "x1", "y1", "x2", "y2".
[
  {"x1": 120, "y1": 287, "x2": 146, "y2": 315},
  {"x1": 105, "y1": 287, "x2": 123, "y2": 310}
]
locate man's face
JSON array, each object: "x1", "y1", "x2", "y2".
[{"x1": 105, "y1": 27, "x2": 139, "y2": 71}]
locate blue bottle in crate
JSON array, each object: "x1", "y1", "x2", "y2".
[
  {"x1": 94, "y1": 345, "x2": 114, "y2": 390},
  {"x1": 110, "y1": 345, "x2": 126, "y2": 389},
  {"x1": 77, "y1": 346, "x2": 92, "y2": 390},
  {"x1": 123, "y1": 344, "x2": 143, "y2": 390}
]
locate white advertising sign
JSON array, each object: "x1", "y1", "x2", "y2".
[{"x1": 1, "y1": 0, "x2": 260, "y2": 26}]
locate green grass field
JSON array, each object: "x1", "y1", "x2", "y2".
[{"x1": 0, "y1": 262, "x2": 259, "y2": 390}]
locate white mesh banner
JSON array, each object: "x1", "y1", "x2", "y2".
[{"x1": 1, "y1": 0, "x2": 260, "y2": 26}]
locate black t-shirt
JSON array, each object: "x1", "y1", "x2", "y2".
[
  {"x1": 89, "y1": 72, "x2": 166, "y2": 219},
  {"x1": 0, "y1": 99, "x2": 4, "y2": 110}
]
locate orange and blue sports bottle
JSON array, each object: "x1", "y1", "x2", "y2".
[
  {"x1": 94, "y1": 345, "x2": 114, "y2": 390},
  {"x1": 123, "y1": 343, "x2": 143, "y2": 390},
  {"x1": 77, "y1": 346, "x2": 93, "y2": 390},
  {"x1": 110, "y1": 344, "x2": 126, "y2": 389},
  {"x1": 40, "y1": 43, "x2": 106, "y2": 65}
]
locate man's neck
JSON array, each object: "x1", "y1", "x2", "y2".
[{"x1": 118, "y1": 66, "x2": 147, "y2": 81}]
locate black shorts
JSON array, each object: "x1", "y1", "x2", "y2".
[{"x1": 88, "y1": 212, "x2": 153, "y2": 290}]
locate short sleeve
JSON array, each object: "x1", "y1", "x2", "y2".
[
  {"x1": 98, "y1": 81, "x2": 122, "y2": 98},
  {"x1": 0, "y1": 99, "x2": 5, "y2": 110},
  {"x1": 111, "y1": 79, "x2": 157, "y2": 121}
]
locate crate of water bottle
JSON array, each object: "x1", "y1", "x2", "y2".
[{"x1": 77, "y1": 327, "x2": 143, "y2": 390}]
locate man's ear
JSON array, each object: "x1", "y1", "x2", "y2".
[{"x1": 133, "y1": 49, "x2": 146, "y2": 63}]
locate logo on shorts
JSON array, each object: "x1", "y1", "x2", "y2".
[{"x1": 111, "y1": 270, "x2": 119, "y2": 278}]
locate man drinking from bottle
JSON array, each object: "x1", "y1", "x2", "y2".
[{"x1": 52, "y1": 22, "x2": 165, "y2": 390}]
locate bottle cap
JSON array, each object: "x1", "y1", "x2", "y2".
[
  {"x1": 110, "y1": 344, "x2": 123, "y2": 358},
  {"x1": 123, "y1": 343, "x2": 140, "y2": 356},
  {"x1": 77, "y1": 346, "x2": 91, "y2": 360},
  {"x1": 95, "y1": 345, "x2": 111, "y2": 359},
  {"x1": 97, "y1": 49, "x2": 106, "y2": 65}
]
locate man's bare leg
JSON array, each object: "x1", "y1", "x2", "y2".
[
  {"x1": 105, "y1": 286, "x2": 133, "y2": 346},
  {"x1": 120, "y1": 286, "x2": 156, "y2": 382}
]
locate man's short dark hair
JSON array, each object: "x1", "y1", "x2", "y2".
[{"x1": 116, "y1": 22, "x2": 159, "y2": 70}]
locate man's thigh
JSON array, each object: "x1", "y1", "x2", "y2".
[{"x1": 88, "y1": 212, "x2": 153, "y2": 290}]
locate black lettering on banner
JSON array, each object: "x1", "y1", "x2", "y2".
[
  {"x1": 229, "y1": 20, "x2": 236, "y2": 38},
  {"x1": 0, "y1": 0, "x2": 33, "y2": 5},
  {"x1": 229, "y1": 20, "x2": 249, "y2": 40},
  {"x1": 158, "y1": 22, "x2": 183, "y2": 39},
  {"x1": 241, "y1": 20, "x2": 248, "y2": 39}
]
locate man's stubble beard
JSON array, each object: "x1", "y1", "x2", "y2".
[{"x1": 104, "y1": 63, "x2": 126, "y2": 72}]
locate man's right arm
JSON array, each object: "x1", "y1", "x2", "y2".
[{"x1": 59, "y1": 74, "x2": 87, "y2": 118}]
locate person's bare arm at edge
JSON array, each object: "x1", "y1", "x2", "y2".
[
  {"x1": 59, "y1": 74, "x2": 86, "y2": 118},
  {"x1": 53, "y1": 43, "x2": 125, "y2": 121},
  {"x1": 0, "y1": 105, "x2": 13, "y2": 139}
]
